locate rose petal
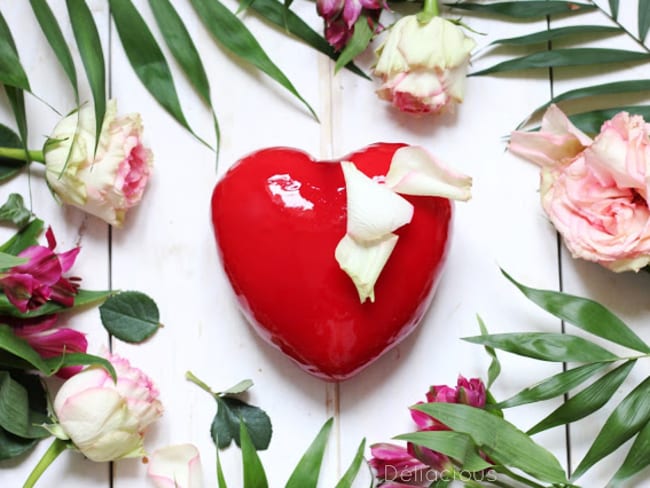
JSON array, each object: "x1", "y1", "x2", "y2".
[{"x1": 148, "y1": 444, "x2": 203, "y2": 488}]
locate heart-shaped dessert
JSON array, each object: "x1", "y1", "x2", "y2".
[{"x1": 211, "y1": 143, "x2": 454, "y2": 380}]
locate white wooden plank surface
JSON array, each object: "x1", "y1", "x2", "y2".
[{"x1": 0, "y1": 1, "x2": 648, "y2": 487}]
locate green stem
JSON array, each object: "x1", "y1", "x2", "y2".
[
  {"x1": 185, "y1": 370, "x2": 215, "y2": 396},
  {"x1": 0, "y1": 146, "x2": 44, "y2": 163},
  {"x1": 417, "y1": 0, "x2": 439, "y2": 23},
  {"x1": 24, "y1": 438, "x2": 68, "y2": 488}
]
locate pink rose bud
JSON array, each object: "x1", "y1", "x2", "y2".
[
  {"x1": 147, "y1": 444, "x2": 203, "y2": 488},
  {"x1": 53, "y1": 352, "x2": 163, "y2": 462},
  {"x1": 373, "y1": 16, "x2": 475, "y2": 115},
  {"x1": 44, "y1": 100, "x2": 153, "y2": 227}
]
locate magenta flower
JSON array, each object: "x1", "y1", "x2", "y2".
[
  {"x1": 317, "y1": 0, "x2": 383, "y2": 50},
  {"x1": 369, "y1": 443, "x2": 434, "y2": 486},
  {"x1": 0, "y1": 228, "x2": 80, "y2": 313}
]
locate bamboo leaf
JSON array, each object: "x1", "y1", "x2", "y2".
[
  {"x1": 0, "y1": 11, "x2": 30, "y2": 91},
  {"x1": 569, "y1": 106, "x2": 650, "y2": 134},
  {"x1": 527, "y1": 360, "x2": 636, "y2": 435},
  {"x1": 4, "y1": 87, "x2": 29, "y2": 165},
  {"x1": 640, "y1": 0, "x2": 650, "y2": 41},
  {"x1": 285, "y1": 418, "x2": 332, "y2": 488},
  {"x1": 109, "y1": 0, "x2": 208, "y2": 147},
  {"x1": 334, "y1": 438, "x2": 366, "y2": 488},
  {"x1": 502, "y1": 270, "x2": 650, "y2": 353},
  {"x1": 490, "y1": 25, "x2": 621, "y2": 47},
  {"x1": 446, "y1": 1, "x2": 595, "y2": 19},
  {"x1": 190, "y1": 0, "x2": 318, "y2": 120},
  {"x1": 66, "y1": 0, "x2": 105, "y2": 154},
  {"x1": 572, "y1": 376, "x2": 650, "y2": 479},
  {"x1": 472, "y1": 49, "x2": 650, "y2": 76},
  {"x1": 216, "y1": 447, "x2": 228, "y2": 488},
  {"x1": 0, "y1": 219, "x2": 43, "y2": 255},
  {"x1": 477, "y1": 316, "x2": 500, "y2": 388},
  {"x1": 335, "y1": 15, "x2": 373, "y2": 73},
  {"x1": 30, "y1": 0, "x2": 78, "y2": 100},
  {"x1": 609, "y1": 420, "x2": 650, "y2": 485},
  {"x1": 414, "y1": 403, "x2": 568, "y2": 484},
  {"x1": 609, "y1": 0, "x2": 619, "y2": 19},
  {"x1": 463, "y1": 332, "x2": 620, "y2": 363},
  {"x1": 248, "y1": 0, "x2": 368, "y2": 79},
  {"x1": 240, "y1": 421, "x2": 268, "y2": 488},
  {"x1": 495, "y1": 362, "x2": 607, "y2": 409},
  {"x1": 0, "y1": 123, "x2": 24, "y2": 182}
]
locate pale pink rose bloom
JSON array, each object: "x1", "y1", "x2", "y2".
[
  {"x1": 511, "y1": 106, "x2": 650, "y2": 272},
  {"x1": 53, "y1": 352, "x2": 163, "y2": 462},
  {"x1": 44, "y1": 100, "x2": 153, "y2": 227},
  {"x1": 148, "y1": 444, "x2": 203, "y2": 488}
]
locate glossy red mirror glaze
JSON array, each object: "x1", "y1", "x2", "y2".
[{"x1": 211, "y1": 143, "x2": 452, "y2": 380}]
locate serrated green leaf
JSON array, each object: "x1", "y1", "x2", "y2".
[
  {"x1": 0, "y1": 252, "x2": 27, "y2": 270},
  {"x1": 396, "y1": 431, "x2": 492, "y2": 472},
  {"x1": 190, "y1": 0, "x2": 318, "y2": 121},
  {"x1": 527, "y1": 360, "x2": 636, "y2": 435},
  {"x1": 609, "y1": 0, "x2": 619, "y2": 19},
  {"x1": 464, "y1": 332, "x2": 619, "y2": 363},
  {"x1": 569, "y1": 106, "x2": 650, "y2": 134},
  {"x1": 0, "y1": 193, "x2": 31, "y2": 227},
  {"x1": 0, "y1": 427, "x2": 38, "y2": 461},
  {"x1": 446, "y1": 1, "x2": 595, "y2": 19},
  {"x1": 285, "y1": 418, "x2": 333, "y2": 488},
  {"x1": 572, "y1": 376, "x2": 650, "y2": 479},
  {"x1": 66, "y1": 0, "x2": 105, "y2": 155},
  {"x1": 335, "y1": 438, "x2": 366, "y2": 488},
  {"x1": 0, "y1": 325, "x2": 51, "y2": 374},
  {"x1": 335, "y1": 15, "x2": 373, "y2": 73},
  {"x1": 472, "y1": 48, "x2": 650, "y2": 77},
  {"x1": 491, "y1": 25, "x2": 621, "y2": 47},
  {"x1": 211, "y1": 397, "x2": 272, "y2": 451},
  {"x1": 30, "y1": 0, "x2": 78, "y2": 101},
  {"x1": 495, "y1": 362, "x2": 607, "y2": 409},
  {"x1": 0, "y1": 123, "x2": 25, "y2": 182},
  {"x1": 220, "y1": 379, "x2": 254, "y2": 396},
  {"x1": 414, "y1": 403, "x2": 568, "y2": 484},
  {"x1": 0, "y1": 219, "x2": 43, "y2": 255},
  {"x1": 99, "y1": 291, "x2": 160, "y2": 343},
  {"x1": 0, "y1": 289, "x2": 112, "y2": 318},
  {"x1": 502, "y1": 270, "x2": 650, "y2": 353},
  {"x1": 240, "y1": 421, "x2": 268, "y2": 488},
  {"x1": 609, "y1": 419, "x2": 650, "y2": 486},
  {"x1": 0, "y1": 11, "x2": 31, "y2": 92},
  {"x1": 639, "y1": 0, "x2": 650, "y2": 41},
  {"x1": 477, "y1": 316, "x2": 500, "y2": 388},
  {"x1": 248, "y1": 0, "x2": 368, "y2": 79}
]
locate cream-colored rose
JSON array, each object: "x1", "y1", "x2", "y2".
[
  {"x1": 44, "y1": 100, "x2": 153, "y2": 227},
  {"x1": 373, "y1": 16, "x2": 475, "y2": 115}
]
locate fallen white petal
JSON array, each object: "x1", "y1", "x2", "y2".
[
  {"x1": 341, "y1": 161, "x2": 414, "y2": 243},
  {"x1": 385, "y1": 146, "x2": 472, "y2": 201},
  {"x1": 147, "y1": 444, "x2": 203, "y2": 488},
  {"x1": 335, "y1": 233, "x2": 399, "y2": 303}
]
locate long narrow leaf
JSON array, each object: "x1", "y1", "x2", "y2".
[
  {"x1": 609, "y1": 420, "x2": 650, "y2": 486},
  {"x1": 477, "y1": 316, "x2": 500, "y2": 388},
  {"x1": 472, "y1": 49, "x2": 650, "y2": 76},
  {"x1": 572, "y1": 376, "x2": 650, "y2": 479},
  {"x1": 248, "y1": 0, "x2": 368, "y2": 79},
  {"x1": 495, "y1": 362, "x2": 607, "y2": 409},
  {"x1": 216, "y1": 448, "x2": 228, "y2": 488},
  {"x1": 66, "y1": 0, "x2": 105, "y2": 154},
  {"x1": 4, "y1": 88, "x2": 29, "y2": 164},
  {"x1": 30, "y1": 0, "x2": 78, "y2": 101},
  {"x1": 414, "y1": 403, "x2": 568, "y2": 484},
  {"x1": 490, "y1": 25, "x2": 621, "y2": 47},
  {"x1": 527, "y1": 360, "x2": 636, "y2": 435},
  {"x1": 335, "y1": 438, "x2": 366, "y2": 488},
  {"x1": 0, "y1": 11, "x2": 31, "y2": 91},
  {"x1": 0, "y1": 218, "x2": 43, "y2": 255},
  {"x1": 190, "y1": 0, "x2": 318, "y2": 121},
  {"x1": 640, "y1": 0, "x2": 650, "y2": 41},
  {"x1": 569, "y1": 106, "x2": 650, "y2": 134},
  {"x1": 446, "y1": 1, "x2": 595, "y2": 19},
  {"x1": 0, "y1": 124, "x2": 25, "y2": 182},
  {"x1": 335, "y1": 15, "x2": 373, "y2": 73},
  {"x1": 240, "y1": 422, "x2": 268, "y2": 488},
  {"x1": 609, "y1": 0, "x2": 619, "y2": 19},
  {"x1": 0, "y1": 289, "x2": 112, "y2": 318},
  {"x1": 502, "y1": 270, "x2": 650, "y2": 353},
  {"x1": 463, "y1": 332, "x2": 620, "y2": 363},
  {"x1": 285, "y1": 418, "x2": 332, "y2": 488},
  {"x1": 109, "y1": 0, "x2": 208, "y2": 147},
  {"x1": 0, "y1": 325, "x2": 52, "y2": 375}
]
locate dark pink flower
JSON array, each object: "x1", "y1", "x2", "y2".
[
  {"x1": 317, "y1": 0, "x2": 383, "y2": 50},
  {"x1": 0, "y1": 228, "x2": 80, "y2": 313},
  {"x1": 369, "y1": 443, "x2": 433, "y2": 486}
]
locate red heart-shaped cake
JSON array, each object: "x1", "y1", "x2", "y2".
[{"x1": 211, "y1": 143, "x2": 452, "y2": 380}]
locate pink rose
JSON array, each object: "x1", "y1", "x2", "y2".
[{"x1": 510, "y1": 105, "x2": 650, "y2": 272}]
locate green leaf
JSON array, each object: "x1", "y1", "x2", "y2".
[
  {"x1": 0, "y1": 11, "x2": 31, "y2": 91},
  {"x1": 446, "y1": 1, "x2": 595, "y2": 19},
  {"x1": 335, "y1": 15, "x2": 373, "y2": 73},
  {"x1": 609, "y1": 419, "x2": 650, "y2": 485},
  {"x1": 0, "y1": 123, "x2": 25, "y2": 182},
  {"x1": 0, "y1": 325, "x2": 52, "y2": 374},
  {"x1": 248, "y1": 0, "x2": 368, "y2": 79},
  {"x1": 463, "y1": 332, "x2": 619, "y2": 363},
  {"x1": 211, "y1": 396, "x2": 272, "y2": 450},
  {"x1": 569, "y1": 106, "x2": 650, "y2": 134},
  {"x1": 0, "y1": 371, "x2": 48, "y2": 439},
  {"x1": 477, "y1": 316, "x2": 500, "y2": 388},
  {"x1": 0, "y1": 252, "x2": 27, "y2": 270},
  {"x1": 0, "y1": 427, "x2": 38, "y2": 461},
  {"x1": 414, "y1": 403, "x2": 568, "y2": 484},
  {"x1": 216, "y1": 447, "x2": 229, "y2": 488},
  {"x1": 285, "y1": 418, "x2": 333, "y2": 488},
  {"x1": 240, "y1": 421, "x2": 268, "y2": 488},
  {"x1": 472, "y1": 49, "x2": 650, "y2": 76},
  {"x1": 490, "y1": 25, "x2": 621, "y2": 47},
  {"x1": 66, "y1": 0, "x2": 105, "y2": 155},
  {"x1": 0, "y1": 289, "x2": 112, "y2": 318},
  {"x1": 609, "y1": 0, "x2": 619, "y2": 19},
  {"x1": 334, "y1": 438, "x2": 366, "y2": 488},
  {"x1": 396, "y1": 431, "x2": 492, "y2": 472},
  {"x1": 639, "y1": 0, "x2": 650, "y2": 41},
  {"x1": 495, "y1": 362, "x2": 607, "y2": 409},
  {"x1": 45, "y1": 352, "x2": 117, "y2": 381},
  {"x1": 502, "y1": 270, "x2": 650, "y2": 353},
  {"x1": 0, "y1": 193, "x2": 31, "y2": 227},
  {"x1": 572, "y1": 376, "x2": 650, "y2": 479},
  {"x1": 0, "y1": 218, "x2": 43, "y2": 255},
  {"x1": 220, "y1": 379, "x2": 254, "y2": 395},
  {"x1": 99, "y1": 291, "x2": 160, "y2": 343},
  {"x1": 109, "y1": 0, "x2": 208, "y2": 147},
  {"x1": 30, "y1": 0, "x2": 78, "y2": 101},
  {"x1": 4, "y1": 86, "x2": 29, "y2": 165},
  {"x1": 190, "y1": 0, "x2": 318, "y2": 121},
  {"x1": 527, "y1": 360, "x2": 636, "y2": 435}
]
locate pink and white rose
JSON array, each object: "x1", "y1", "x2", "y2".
[{"x1": 510, "y1": 105, "x2": 650, "y2": 272}]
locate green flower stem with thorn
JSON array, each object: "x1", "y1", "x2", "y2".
[{"x1": 23, "y1": 438, "x2": 68, "y2": 488}]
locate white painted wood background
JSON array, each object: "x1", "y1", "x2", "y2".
[{"x1": 1, "y1": 1, "x2": 649, "y2": 487}]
